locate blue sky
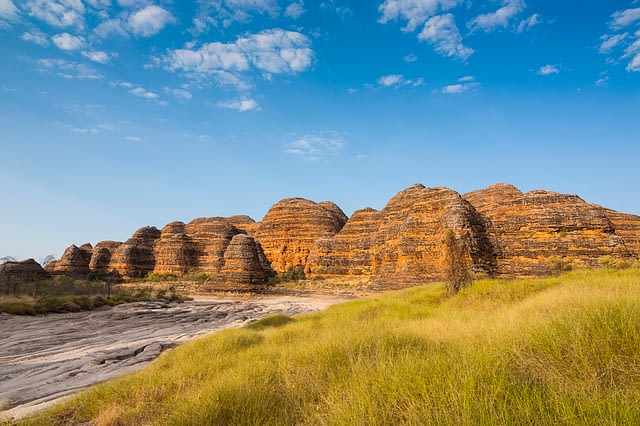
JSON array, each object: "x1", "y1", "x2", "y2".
[{"x1": 1, "y1": 0, "x2": 639, "y2": 261}]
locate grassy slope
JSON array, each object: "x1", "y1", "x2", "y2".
[{"x1": 17, "y1": 269, "x2": 640, "y2": 425}]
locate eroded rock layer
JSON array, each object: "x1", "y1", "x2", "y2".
[
  {"x1": 219, "y1": 234, "x2": 272, "y2": 285},
  {"x1": 255, "y1": 198, "x2": 348, "y2": 274},
  {"x1": 89, "y1": 241, "x2": 122, "y2": 275},
  {"x1": 109, "y1": 227, "x2": 161, "y2": 279},
  {"x1": 306, "y1": 185, "x2": 496, "y2": 284},
  {"x1": 463, "y1": 183, "x2": 634, "y2": 276},
  {"x1": 46, "y1": 245, "x2": 90, "y2": 279},
  {"x1": 0, "y1": 259, "x2": 49, "y2": 282},
  {"x1": 602, "y1": 209, "x2": 640, "y2": 261}
]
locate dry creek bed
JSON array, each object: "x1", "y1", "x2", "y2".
[{"x1": 0, "y1": 295, "x2": 348, "y2": 421}]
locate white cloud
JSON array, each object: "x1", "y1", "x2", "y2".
[
  {"x1": 595, "y1": 74, "x2": 609, "y2": 87},
  {"x1": 81, "y1": 50, "x2": 116, "y2": 64},
  {"x1": 599, "y1": 33, "x2": 628, "y2": 54},
  {"x1": 26, "y1": 0, "x2": 85, "y2": 28},
  {"x1": 159, "y1": 29, "x2": 313, "y2": 87},
  {"x1": 610, "y1": 8, "x2": 640, "y2": 30},
  {"x1": 126, "y1": 135, "x2": 142, "y2": 142},
  {"x1": 378, "y1": 0, "x2": 462, "y2": 32},
  {"x1": 418, "y1": 14, "x2": 473, "y2": 60},
  {"x1": 217, "y1": 98, "x2": 260, "y2": 112},
  {"x1": 377, "y1": 73, "x2": 424, "y2": 88},
  {"x1": 52, "y1": 33, "x2": 86, "y2": 51},
  {"x1": 285, "y1": 2, "x2": 305, "y2": 19},
  {"x1": 38, "y1": 58, "x2": 103, "y2": 80},
  {"x1": 403, "y1": 53, "x2": 418, "y2": 62},
  {"x1": 111, "y1": 80, "x2": 161, "y2": 100},
  {"x1": 284, "y1": 133, "x2": 345, "y2": 160},
  {"x1": 537, "y1": 64, "x2": 560, "y2": 75},
  {"x1": 0, "y1": 0, "x2": 18, "y2": 21},
  {"x1": 94, "y1": 18, "x2": 129, "y2": 38},
  {"x1": 468, "y1": 0, "x2": 525, "y2": 32},
  {"x1": 624, "y1": 37, "x2": 640, "y2": 57},
  {"x1": 192, "y1": 0, "x2": 279, "y2": 33},
  {"x1": 517, "y1": 13, "x2": 540, "y2": 33},
  {"x1": 440, "y1": 76, "x2": 478, "y2": 94},
  {"x1": 627, "y1": 53, "x2": 640, "y2": 72},
  {"x1": 128, "y1": 5, "x2": 175, "y2": 36},
  {"x1": 163, "y1": 87, "x2": 192, "y2": 100},
  {"x1": 22, "y1": 30, "x2": 49, "y2": 46}
]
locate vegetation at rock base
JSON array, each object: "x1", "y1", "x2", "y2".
[
  {"x1": 0, "y1": 276, "x2": 190, "y2": 315},
  {"x1": 11, "y1": 268, "x2": 640, "y2": 425},
  {"x1": 442, "y1": 229, "x2": 473, "y2": 296}
]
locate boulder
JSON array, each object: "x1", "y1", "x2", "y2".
[{"x1": 153, "y1": 222, "x2": 196, "y2": 275}]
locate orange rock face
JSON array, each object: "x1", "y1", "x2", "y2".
[
  {"x1": 463, "y1": 183, "x2": 634, "y2": 276},
  {"x1": 109, "y1": 227, "x2": 161, "y2": 279},
  {"x1": 306, "y1": 185, "x2": 496, "y2": 284},
  {"x1": 89, "y1": 241, "x2": 121, "y2": 275},
  {"x1": 46, "y1": 245, "x2": 91, "y2": 278},
  {"x1": 255, "y1": 198, "x2": 348, "y2": 274},
  {"x1": 219, "y1": 234, "x2": 272, "y2": 285},
  {"x1": 601, "y1": 209, "x2": 640, "y2": 261}
]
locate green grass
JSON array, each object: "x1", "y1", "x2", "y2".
[{"x1": 15, "y1": 269, "x2": 640, "y2": 425}]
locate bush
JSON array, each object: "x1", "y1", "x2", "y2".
[
  {"x1": 548, "y1": 255, "x2": 572, "y2": 274},
  {"x1": 145, "y1": 272, "x2": 177, "y2": 282},
  {"x1": 271, "y1": 266, "x2": 305, "y2": 284},
  {"x1": 442, "y1": 229, "x2": 472, "y2": 296},
  {"x1": 182, "y1": 268, "x2": 209, "y2": 282}
]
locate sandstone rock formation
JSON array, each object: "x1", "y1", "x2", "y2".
[
  {"x1": 45, "y1": 245, "x2": 90, "y2": 279},
  {"x1": 218, "y1": 234, "x2": 272, "y2": 286},
  {"x1": 255, "y1": 198, "x2": 348, "y2": 274},
  {"x1": 463, "y1": 183, "x2": 634, "y2": 276},
  {"x1": 109, "y1": 227, "x2": 161, "y2": 279},
  {"x1": 89, "y1": 241, "x2": 122, "y2": 275},
  {"x1": 602, "y1": 209, "x2": 640, "y2": 261},
  {"x1": 42, "y1": 183, "x2": 640, "y2": 286},
  {"x1": 0, "y1": 259, "x2": 49, "y2": 282},
  {"x1": 306, "y1": 185, "x2": 496, "y2": 284}
]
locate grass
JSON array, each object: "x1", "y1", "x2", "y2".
[
  {"x1": 0, "y1": 289, "x2": 190, "y2": 315},
  {"x1": 13, "y1": 268, "x2": 640, "y2": 425}
]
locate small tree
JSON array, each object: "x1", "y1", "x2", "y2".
[{"x1": 442, "y1": 229, "x2": 472, "y2": 296}]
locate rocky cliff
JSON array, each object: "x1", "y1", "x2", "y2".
[
  {"x1": 0, "y1": 259, "x2": 49, "y2": 282},
  {"x1": 463, "y1": 183, "x2": 635, "y2": 276},
  {"x1": 27, "y1": 183, "x2": 640, "y2": 288},
  {"x1": 306, "y1": 185, "x2": 496, "y2": 284}
]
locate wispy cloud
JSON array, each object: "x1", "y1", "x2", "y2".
[
  {"x1": 418, "y1": 14, "x2": 473, "y2": 60},
  {"x1": 192, "y1": 0, "x2": 279, "y2": 33},
  {"x1": 52, "y1": 33, "x2": 86, "y2": 51},
  {"x1": 111, "y1": 80, "x2": 162, "y2": 101},
  {"x1": 599, "y1": 33, "x2": 628, "y2": 54},
  {"x1": 517, "y1": 13, "x2": 540, "y2": 33},
  {"x1": 126, "y1": 135, "x2": 142, "y2": 142},
  {"x1": 26, "y1": 0, "x2": 85, "y2": 29},
  {"x1": 285, "y1": 2, "x2": 305, "y2": 19},
  {"x1": 610, "y1": 7, "x2": 640, "y2": 30},
  {"x1": 81, "y1": 50, "x2": 117, "y2": 64},
  {"x1": 537, "y1": 64, "x2": 560, "y2": 76},
  {"x1": 0, "y1": 0, "x2": 18, "y2": 22},
  {"x1": 378, "y1": 0, "x2": 462, "y2": 32},
  {"x1": 284, "y1": 132, "x2": 345, "y2": 160},
  {"x1": 468, "y1": 0, "x2": 525, "y2": 33},
  {"x1": 216, "y1": 98, "x2": 260, "y2": 112},
  {"x1": 38, "y1": 58, "x2": 103, "y2": 80},
  {"x1": 403, "y1": 53, "x2": 418, "y2": 63},
  {"x1": 22, "y1": 30, "x2": 49, "y2": 46},
  {"x1": 377, "y1": 73, "x2": 424, "y2": 88},
  {"x1": 163, "y1": 87, "x2": 192, "y2": 100},
  {"x1": 440, "y1": 76, "x2": 478, "y2": 94}
]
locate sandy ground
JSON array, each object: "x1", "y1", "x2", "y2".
[{"x1": 0, "y1": 294, "x2": 350, "y2": 421}]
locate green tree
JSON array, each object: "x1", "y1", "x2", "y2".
[{"x1": 442, "y1": 229, "x2": 472, "y2": 296}]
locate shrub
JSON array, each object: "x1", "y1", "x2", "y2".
[
  {"x1": 183, "y1": 268, "x2": 209, "y2": 282},
  {"x1": 548, "y1": 255, "x2": 572, "y2": 274},
  {"x1": 442, "y1": 229, "x2": 472, "y2": 296}
]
